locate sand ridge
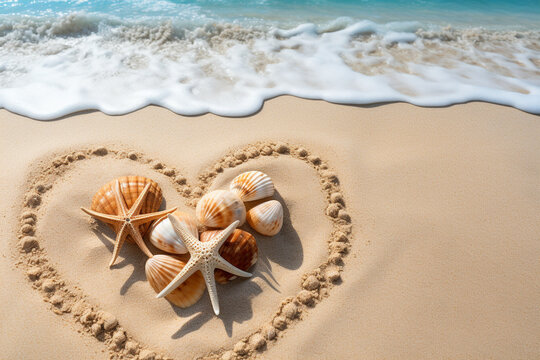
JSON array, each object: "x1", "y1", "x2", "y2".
[{"x1": 14, "y1": 142, "x2": 353, "y2": 360}]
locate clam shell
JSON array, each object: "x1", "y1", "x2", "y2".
[
  {"x1": 230, "y1": 171, "x2": 275, "y2": 202},
  {"x1": 246, "y1": 200, "x2": 283, "y2": 236},
  {"x1": 147, "y1": 211, "x2": 198, "y2": 254},
  {"x1": 196, "y1": 190, "x2": 246, "y2": 228},
  {"x1": 145, "y1": 254, "x2": 205, "y2": 308},
  {"x1": 200, "y1": 229, "x2": 258, "y2": 284},
  {"x1": 91, "y1": 176, "x2": 162, "y2": 236}
]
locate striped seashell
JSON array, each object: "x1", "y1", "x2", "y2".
[
  {"x1": 229, "y1": 171, "x2": 275, "y2": 202},
  {"x1": 145, "y1": 254, "x2": 205, "y2": 308},
  {"x1": 200, "y1": 229, "x2": 258, "y2": 284},
  {"x1": 91, "y1": 176, "x2": 162, "y2": 236},
  {"x1": 246, "y1": 200, "x2": 283, "y2": 236},
  {"x1": 196, "y1": 190, "x2": 246, "y2": 228},
  {"x1": 147, "y1": 211, "x2": 198, "y2": 254}
]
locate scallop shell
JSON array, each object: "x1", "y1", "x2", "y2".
[
  {"x1": 145, "y1": 254, "x2": 205, "y2": 308},
  {"x1": 147, "y1": 211, "x2": 198, "y2": 254},
  {"x1": 229, "y1": 171, "x2": 275, "y2": 202},
  {"x1": 246, "y1": 200, "x2": 283, "y2": 236},
  {"x1": 196, "y1": 190, "x2": 246, "y2": 228},
  {"x1": 200, "y1": 229, "x2": 258, "y2": 284},
  {"x1": 91, "y1": 176, "x2": 162, "y2": 236}
]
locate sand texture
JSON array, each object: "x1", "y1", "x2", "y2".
[{"x1": 1, "y1": 97, "x2": 539, "y2": 359}]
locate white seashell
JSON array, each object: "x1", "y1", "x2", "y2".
[
  {"x1": 145, "y1": 254, "x2": 205, "y2": 308},
  {"x1": 246, "y1": 200, "x2": 283, "y2": 236},
  {"x1": 147, "y1": 211, "x2": 198, "y2": 254},
  {"x1": 196, "y1": 190, "x2": 246, "y2": 228},
  {"x1": 230, "y1": 171, "x2": 275, "y2": 202}
]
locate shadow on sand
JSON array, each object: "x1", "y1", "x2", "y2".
[{"x1": 89, "y1": 190, "x2": 302, "y2": 338}]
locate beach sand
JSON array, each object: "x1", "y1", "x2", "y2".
[{"x1": 0, "y1": 97, "x2": 539, "y2": 359}]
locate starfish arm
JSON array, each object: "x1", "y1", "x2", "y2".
[
  {"x1": 131, "y1": 207, "x2": 178, "y2": 224},
  {"x1": 215, "y1": 254, "x2": 252, "y2": 278},
  {"x1": 81, "y1": 207, "x2": 121, "y2": 224},
  {"x1": 212, "y1": 220, "x2": 240, "y2": 249},
  {"x1": 201, "y1": 263, "x2": 220, "y2": 315},
  {"x1": 128, "y1": 183, "x2": 151, "y2": 217},
  {"x1": 156, "y1": 259, "x2": 199, "y2": 299},
  {"x1": 108, "y1": 222, "x2": 130, "y2": 267},
  {"x1": 168, "y1": 213, "x2": 200, "y2": 252},
  {"x1": 127, "y1": 222, "x2": 154, "y2": 259},
  {"x1": 113, "y1": 179, "x2": 129, "y2": 216}
]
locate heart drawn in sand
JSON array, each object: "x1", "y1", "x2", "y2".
[{"x1": 15, "y1": 142, "x2": 352, "y2": 360}]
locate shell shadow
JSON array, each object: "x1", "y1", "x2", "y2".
[
  {"x1": 243, "y1": 190, "x2": 303, "y2": 271},
  {"x1": 90, "y1": 198, "x2": 174, "y2": 294},
  {"x1": 90, "y1": 220, "x2": 152, "y2": 295},
  {"x1": 169, "y1": 190, "x2": 302, "y2": 338},
  {"x1": 88, "y1": 191, "x2": 301, "y2": 338},
  {"x1": 171, "y1": 279, "x2": 263, "y2": 339}
]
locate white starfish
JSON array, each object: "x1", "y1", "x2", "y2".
[{"x1": 157, "y1": 216, "x2": 252, "y2": 315}]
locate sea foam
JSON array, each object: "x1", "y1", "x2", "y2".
[{"x1": 0, "y1": 14, "x2": 538, "y2": 119}]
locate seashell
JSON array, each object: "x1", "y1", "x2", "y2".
[
  {"x1": 246, "y1": 200, "x2": 283, "y2": 236},
  {"x1": 147, "y1": 211, "x2": 198, "y2": 254},
  {"x1": 145, "y1": 254, "x2": 205, "y2": 308},
  {"x1": 229, "y1": 171, "x2": 275, "y2": 202},
  {"x1": 196, "y1": 190, "x2": 246, "y2": 228},
  {"x1": 91, "y1": 176, "x2": 162, "y2": 236},
  {"x1": 200, "y1": 229, "x2": 258, "y2": 284}
]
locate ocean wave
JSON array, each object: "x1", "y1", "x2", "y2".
[{"x1": 0, "y1": 14, "x2": 538, "y2": 119}]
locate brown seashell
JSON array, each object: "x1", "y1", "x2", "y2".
[
  {"x1": 91, "y1": 176, "x2": 162, "y2": 236},
  {"x1": 230, "y1": 171, "x2": 275, "y2": 202},
  {"x1": 145, "y1": 255, "x2": 205, "y2": 308},
  {"x1": 246, "y1": 200, "x2": 283, "y2": 236},
  {"x1": 200, "y1": 229, "x2": 258, "y2": 284},
  {"x1": 196, "y1": 190, "x2": 246, "y2": 228}
]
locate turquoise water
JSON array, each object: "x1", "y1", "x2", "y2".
[
  {"x1": 0, "y1": 0, "x2": 539, "y2": 119},
  {"x1": 2, "y1": 0, "x2": 539, "y2": 28}
]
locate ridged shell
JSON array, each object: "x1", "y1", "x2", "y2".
[
  {"x1": 200, "y1": 229, "x2": 258, "y2": 284},
  {"x1": 246, "y1": 200, "x2": 283, "y2": 236},
  {"x1": 196, "y1": 190, "x2": 246, "y2": 228},
  {"x1": 229, "y1": 171, "x2": 275, "y2": 202},
  {"x1": 91, "y1": 176, "x2": 162, "y2": 236},
  {"x1": 147, "y1": 211, "x2": 198, "y2": 254},
  {"x1": 145, "y1": 254, "x2": 205, "y2": 308}
]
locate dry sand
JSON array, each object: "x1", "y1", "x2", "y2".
[{"x1": 0, "y1": 97, "x2": 539, "y2": 359}]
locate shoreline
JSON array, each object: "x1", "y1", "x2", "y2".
[
  {"x1": 3, "y1": 97, "x2": 540, "y2": 123},
  {"x1": 1, "y1": 15, "x2": 539, "y2": 120},
  {"x1": 1, "y1": 97, "x2": 539, "y2": 359}
]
